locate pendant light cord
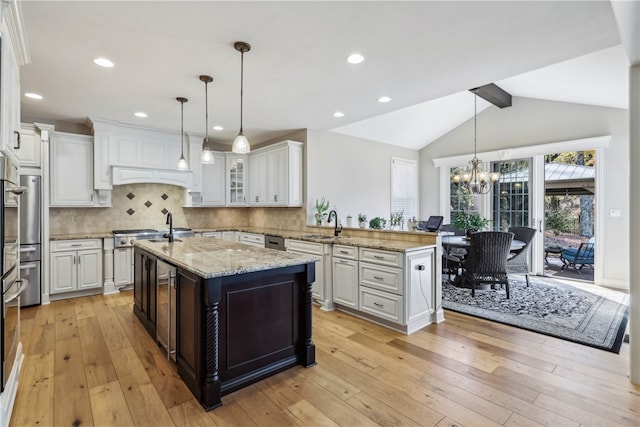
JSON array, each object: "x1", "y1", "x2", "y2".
[
  {"x1": 180, "y1": 100, "x2": 185, "y2": 156},
  {"x1": 205, "y1": 79, "x2": 209, "y2": 144},
  {"x1": 239, "y1": 49, "x2": 244, "y2": 134},
  {"x1": 473, "y1": 90, "x2": 477, "y2": 158}
]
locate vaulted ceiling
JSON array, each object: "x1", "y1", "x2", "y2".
[{"x1": 19, "y1": 1, "x2": 623, "y2": 150}]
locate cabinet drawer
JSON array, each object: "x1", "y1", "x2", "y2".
[
  {"x1": 359, "y1": 287, "x2": 403, "y2": 323},
  {"x1": 202, "y1": 231, "x2": 222, "y2": 238},
  {"x1": 359, "y1": 247, "x2": 402, "y2": 268},
  {"x1": 237, "y1": 233, "x2": 264, "y2": 246},
  {"x1": 333, "y1": 244, "x2": 357, "y2": 260},
  {"x1": 359, "y1": 263, "x2": 402, "y2": 295},
  {"x1": 51, "y1": 239, "x2": 101, "y2": 252},
  {"x1": 286, "y1": 239, "x2": 323, "y2": 255}
]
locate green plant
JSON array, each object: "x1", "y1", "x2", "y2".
[
  {"x1": 451, "y1": 211, "x2": 489, "y2": 232},
  {"x1": 314, "y1": 197, "x2": 330, "y2": 225},
  {"x1": 358, "y1": 213, "x2": 367, "y2": 223},
  {"x1": 369, "y1": 216, "x2": 387, "y2": 230},
  {"x1": 390, "y1": 210, "x2": 404, "y2": 227}
]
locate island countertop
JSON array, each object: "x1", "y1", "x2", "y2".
[{"x1": 134, "y1": 235, "x2": 320, "y2": 279}]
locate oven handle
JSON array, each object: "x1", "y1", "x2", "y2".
[{"x1": 4, "y1": 279, "x2": 27, "y2": 304}]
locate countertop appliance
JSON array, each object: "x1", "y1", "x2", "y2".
[
  {"x1": 113, "y1": 228, "x2": 195, "y2": 248},
  {"x1": 156, "y1": 259, "x2": 176, "y2": 361},
  {"x1": 19, "y1": 175, "x2": 41, "y2": 307}
]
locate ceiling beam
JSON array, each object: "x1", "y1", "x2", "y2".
[{"x1": 471, "y1": 83, "x2": 512, "y2": 108}]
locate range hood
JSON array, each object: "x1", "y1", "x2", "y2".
[{"x1": 112, "y1": 166, "x2": 192, "y2": 188}]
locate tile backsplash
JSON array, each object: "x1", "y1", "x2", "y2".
[{"x1": 49, "y1": 183, "x2": 306, "y2": 235}]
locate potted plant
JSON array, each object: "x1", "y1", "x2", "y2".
[
  {"x1": 452, "y1": 211, "x2": 490, "y2": 236},
  {"x1": 358, "y1": 213, "x2": 367, "y2": 228},
  {"x1": 346, "y1": 215, "x2": 353, "y2": 228},
  {"x1": 314, "y1": 197, "x2": 329, "y2": 225},
  {"x1": 390, "y1": 210, "x2": 404, "y2": 230},
  {"x1": 369, "y1": 216, "x2": 387, "y2": 230}
]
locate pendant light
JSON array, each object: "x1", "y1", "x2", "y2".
[
  {"x1": 200, "y1": 74, "x2": 215, "y2": 164},
  {"x1": 176, "y1": 97, "x2": 189, "y2": 170},
  {"x1": 232, "y1": 41, "x2": 251, "y2": 154},
  {"x1": 452, "y1": 90, "x2": 499, "y2": 194}
]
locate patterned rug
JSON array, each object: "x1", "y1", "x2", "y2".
[{"x1": 442, "y1": 276, "x2": 629, "y2": 353}]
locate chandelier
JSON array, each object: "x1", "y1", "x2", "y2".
[{"x1": 452, "y1": 90, "x2": 499, "y2": 194}]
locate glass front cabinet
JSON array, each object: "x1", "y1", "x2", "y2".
[{"x1": 225, "y1": 153, "x2": 248, "y2": 206}]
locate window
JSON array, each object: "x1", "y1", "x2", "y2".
[
  {"x1": 391, "y1": 157, "x2": 417, "y2": 221},
  {"x1": 449, "y1": 165, "x2": 479, "y2": 223}
]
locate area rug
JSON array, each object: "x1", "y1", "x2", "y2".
[{"x1": 442, "y1": 276, "x2": 629, "y2": 353}]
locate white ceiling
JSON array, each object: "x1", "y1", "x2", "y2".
[{"x1": 19, "y1": 1, "x2": 623, "y2": 150}]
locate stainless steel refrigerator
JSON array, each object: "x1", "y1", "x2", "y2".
[{"x1": 18, "y1": 175, "x2": 41, "y2": 307}]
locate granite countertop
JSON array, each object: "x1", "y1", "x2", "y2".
[
  {"x1": 50, "y1": 232, "x2": 114, "y2": 241},
  {"x1": 134, "y1": 236, "x2": 320, "y2": 279},
  {"x1": 194, "y1": 227, "x2": 436, "y2": 252}
]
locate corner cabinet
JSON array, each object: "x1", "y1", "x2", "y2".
[
  {"x1": 226, "y1": 153, "x2": 248, "y2": 206},
  {"x1": 50, "y1": 132, "x2": 95, "y2": 206},
  {"x1": 249, "y1": 140, "x2": 303, "y2": 207}
]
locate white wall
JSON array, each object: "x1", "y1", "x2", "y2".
[
  {"x1": 306, "y1": 130, "x2": 419, "y2": 225},
  {"x1": 419, "y1": 96, "x2": 629, "y2": 289}
]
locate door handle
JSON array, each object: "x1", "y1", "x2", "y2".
[
  {"x1": 13, "y1": 130, "x2": 20, "y2": 150},
  {"x1": 20, "y1": 247, "x2": 37, "y2": 253}
]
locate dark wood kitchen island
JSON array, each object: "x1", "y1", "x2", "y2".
[{"x1": 133, "y1": 236, "x2": 318, "y2": 410}]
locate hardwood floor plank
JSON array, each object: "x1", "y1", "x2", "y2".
[
  {"x1": 75, "y1": 297, "x2": 97, "y2": 320},
  {"x1": 206, "y1": 399, "x2": 259, "y2": 427},
  {"x1": 78, "y1": 316, "x2": 119, "y2": 388},
  {"x1": 168, "y1": 398, "x2": 216, "y2": 426},
  {"x1": 346, "y1": 391, "x2": 421, "y2": 427},
  {"x1": 110, "y1": 346, "x2": 151, "y2": 385},
  {"x1": 533, "y1": 392, "x2": 629, "y2": 427},
  {"x1": 53, "y1": 336, "x2": 94, "y2": 427},
  {"x1": 89, "y1": 380, "x2": 135, "y2": 427},
  {"x1": 230, "y1": 386, "x2": 298, "y2": 426},
  {"x1": 54, "y1": 299, "x2": 79, "y2": 341},
  {"x1": 10, "y1": 352, "x2": 54, "y2": 427},
  {"x1": 503, "y1": 413, "x2": 546, "y2": 427},
  {"x1": 286, "y1": 399, "x2": 340, "y2": 427},
  {"x1": 119, "y1": 373, "x2": 177, "y2": 427},
  {"x1": 27, "y1": 323, "x2": 56, "y2": 355}
]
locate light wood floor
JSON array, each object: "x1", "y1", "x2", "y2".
[{"x1": 10, "y1": 290, "x2": 640, "y2": 426}]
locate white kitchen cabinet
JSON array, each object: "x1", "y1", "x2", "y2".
[
  {"x1": 248, "y1": 150, "x2": 267, "y2": 205},
  {"x1": 0, "y1": 3, "x2": 27, "y2": 165},
  {"x1": 201, "y1": 152, "x2": 226, "y2": 206},
  {"x1": 18, "y1": 123, "x2": 41, "y2": 169},
  {"x1": 50, "y1": 239, "x2": 103, "y2": 295},
  {"x1": 221, "y1": 231, "x2": 236, "y2": 241},
  {"x1": 114, "y1": 247, "x2": 134, "y2": 287},
  {"x1": 201, "y1": 231, "x2": 222, "y2": 238},
  {"x1": 236, "y1": 232, "x2": 264, "y2": 247},
  {"x1": 248, "y1": 140, "x2": 303, "y2": 207},
  {"x1": 50, "y1": 132, "x2": 95, "y2": 206},
  {"x1": 226, "y1": 153, "x2": 248, "y2": 206},
  {"x1": 332, "y1": 244, "x2": 358, "y2": 308},
  {"x1": 287, "y1": 239, "x2": 332, "y2": 310}
]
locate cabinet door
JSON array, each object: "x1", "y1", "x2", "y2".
[
  {"x1": 134, "y1": 251, "x2": 144, "y2": 311},
  {"x1": 18, "y1": 125, "x2": 40, "y2": 168},
  {"x1": 332, "y1": 258, "x2": 358, "y2": 308},
  {"x1": 114, "y1": 247, "x2": 134, "y2": 287},
  {"x1": 0, "y1": 30, "x2": 19, "y2": 164},
  {"x1": 147, "y1": 256, "x2": 157, "y2": 327},
  {"x1": 405, "y1": 250, "x2": 434, "y2": 323},
  {"x1": 77, "y1": 249, "x2": 103, "y2": 290},
  {"x1": 226, "y1": 154, "x2": 247, "y2": 206},
  {"x1": 50, "y1": 133, "x2": 94, "y2": 206},
  {"x1": 50, "y1": 251, "x2": 77, "y2": 294},
  {"x1": 267, "y1": 146, "x2": 287, "y2": 205},
  {"x1": 201, "y1": 152, "x2": 226, "y2": 206},
  {"x1": 312, "y1": 257, "x2": 325, "y2": 301},
  {"x1": 248, "y1": 151, "x2": 267, "y2": 205}
]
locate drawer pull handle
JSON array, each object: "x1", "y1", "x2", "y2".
[
  {"x1": 339, "y1": 250, "x2": 349, "y2": 254},
  {"x1": 71, "y1": 244, "x2": 82, "y2": 247},
  {"x1": 339, "y1": 260, "x2": 349, "y2": 264},
  {"x1": 373, "y1": 302, "x2": 384, "y2": 308},
  {"x1": 373, "y1": 255, "x2": 384, "y2": 259},
  {"x1": 373, "y1": 276, "x2": 384, "y2": 280}
]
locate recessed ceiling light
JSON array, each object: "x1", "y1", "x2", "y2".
[
  {"x1": 378, "y1": 96, "x2": 391, "y2": 103},
  {"x1": 213, "y1": 125, "x2": 223, "y2": 131},
  {"x1": 134, "y1": 112, "x2": 147, "y2": 118},
  {"x1": 94, "y1": 57, "x2": 114, "y2": 68},
  {"x1": 347, "y1": 53, "x2": 364, "y2": 64},
  {"x1": 333, "y1": 111, "x2": 344, "y2": 118},
  {"x1": 24, "y1": 92, "x2": 43, "y2": 100}
]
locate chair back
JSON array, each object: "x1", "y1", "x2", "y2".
[
  {"x1": 466, "y1": 231, "x2": 514, "y2": 275},
  {"x1": 507, "y1": 226, "x2": 536, "y2": 249},
  {"x1": 575, "y1": 242, "x2": 595, "y2": 262},
  {"x1": 506, "y1": 226, "x2": 536, "y2": 274}
]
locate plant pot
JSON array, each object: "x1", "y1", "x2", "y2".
[
  {"x1": 346, "y1": 217, "x2": 353, "y2": 228},
  {"x1": 359, "y1": 221, "x2": 366, "y2": 228},
  {"x1": 315, "y1": 213, "x2": 323, "y2": 226}
]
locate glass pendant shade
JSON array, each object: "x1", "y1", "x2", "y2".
[
  {"x1": 176, "y1": 96, "x2": 189, "y2": 170},
  {"x1": 232, "y1": 42, "x2": 251, "y2": 153},
  {"x1": 232, "y1": 132, "x2": 250, "y2": 154},
  {"x1": 201, "y1": 140, "x2": 215, "y2": 164}
]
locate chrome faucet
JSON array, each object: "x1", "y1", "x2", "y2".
[
  {"x1": 164, "y1": 212, "x2": 174, "y2": 242},
  {"x1": 327, "y1": 210, "x2": 342, "y2": 237}
]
